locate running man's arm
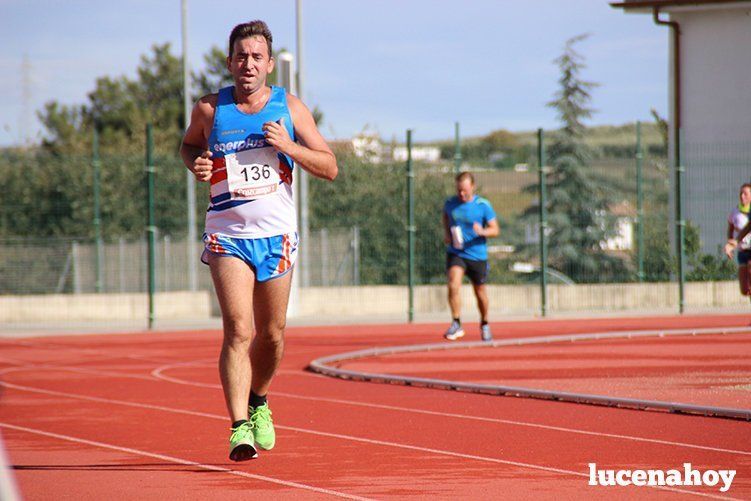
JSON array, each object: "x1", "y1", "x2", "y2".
[
  {"x1": 473, "y1": 219, "x2": 500, "y2": 238},
  {"x1": 725, "y1": 221, "x2": 751, "y2": 258},
  {"x1": 263, "y1": 94, "x2": 338, "y2": 181},
  {"x1": 442, "y1": 211, "x2": 451, "y2": 245},
  {"x1": 740, "y1": 222, "x2": 751, "y2": 242},
  {"x1": 473, "y1": 201, "x2": 500, "y2": 238},
  {"x1": 725, "y1": 221, "x2": 738, "y2": 259},
  {"x1": 180, "y1": 95, "x2": 217, "y2": 183}
]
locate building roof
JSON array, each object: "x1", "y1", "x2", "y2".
[{"x1": 611, "y1": 0, "x2": 749, "y2": 10}]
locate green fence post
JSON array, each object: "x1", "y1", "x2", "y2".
[
  {"x1": 636, "y1": 121, "x2": 644, "y2": 282},
  {"x1": 92, "y1": 127, "x2": 103, "y2": 293},
  {"x1": 146, "y1": 124, "x2": 156, "y2": 329},
  {"x1": 454, "y1": 122, "x2": 461, "y2": 176},
  {"x1": 406, "y1": 129, "x2": 415, "y2": 323},
  {"x1": 538, "y1": 128, "x2": 548, "y2": 317},
  {"x1": 676, "y1": 128, "x2": 685, "y2": 314}
]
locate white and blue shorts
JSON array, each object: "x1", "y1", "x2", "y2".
[{"x1": 202, "y1": 232, "x2": 298, "y2": 282}]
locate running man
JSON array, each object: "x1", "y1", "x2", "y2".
[
  {"x1": 724, "y1": 183, "x2": 751, "y2": 299},
  {"x1": 442, "y1": 172, "x2": 499, "y2": 342},
  {"x1": 180, "y1": 20, "x2": 337, "y2": 461}
]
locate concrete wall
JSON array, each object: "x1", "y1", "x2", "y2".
[
  {"x1": 0, "y1": 291, "x2": 211, "y2": 323},
  {"x1": 297, "y1": 281, "x2": 749, "y2": 317},
  {"x1": 2, "y1": 281, "x2": 747, "y2": 323}
]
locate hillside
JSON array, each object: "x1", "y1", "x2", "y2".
[{"x1": 425, "y1": 121, "x2": 665, "y2": 154}]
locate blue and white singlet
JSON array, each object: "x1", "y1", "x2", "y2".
[{"x1": 206, "y1": 85, "x2": 296, "y2": 238}]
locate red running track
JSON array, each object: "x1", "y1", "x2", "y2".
[
  {"x1": 1, "y1": 314, "x2": 750, "y2": 499},
  {"x1": 339, "y1": 332, "x2": 751, "y2": 410}
]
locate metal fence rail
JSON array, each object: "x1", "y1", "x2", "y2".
[{"x1": 309, "y1": 326, "x2": 751, "y2": 421}]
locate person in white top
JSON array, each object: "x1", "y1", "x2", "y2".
[
  {"x1": 723, "y1": 183, "x2": 751, "y2": 299},
  {"x1": 180, "y1": 20, "x2": 337, "y2": 462}
]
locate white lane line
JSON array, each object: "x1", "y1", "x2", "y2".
[
  {"x1": 275, "y1": 425, "x2": 738, "y2": 500},
  {"x1": 0, "y1": 422, "x2": 370, "y2": 500},
  {"x1": 6, "y1": 362, "x2": 749, "y2": 459},
  {"x1": 151, "y1": 361, "x2": 751, "y2": 457},
  {"x1": 150, "y1": 362, "x2": 323, "y2": 386},
  {"x1": 0, "y1": 363, "x2": 163, "y2": 382},
  {"x1": 0, "y1": 380, "x2": 737, "y2": 499},
  {"x1": 0, "y1": 339, "x2": 175, "y2": 365}
]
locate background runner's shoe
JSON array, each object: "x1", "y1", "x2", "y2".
[
  {"x1": 481, "y1": 324, "x2": 493, "y2": 342},
  {"x1": 444, "y1": 321, "x2": 465, "y2": 341},
  {"x1": 229, "y1": 421, "x2": 258, "y2": 461},
  {"x1": 249, "y1": 403, "x2": 275, "y2": 450}
]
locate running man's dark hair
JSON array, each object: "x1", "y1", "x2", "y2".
[
  {"x1": 740, "y1": 183, "x2": 751, "y2": 194},
  {"x1": 455, "y1": 171, "x2": 475, "y2": 184},
  {"x1": 229, "y1": 20, "x2": 273, "y2": 58}
]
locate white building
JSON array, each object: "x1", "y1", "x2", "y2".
[
  {"x1": 392, "y1": 145, "x2": 441, "y2": 163},
  {"x1": 524, "y1": 201, "x2": 635, "y2": 252},
  {"x1": 613, "y1": 0, "x2": 751, "y2": 253},
  {"x1": 351, "y1": 131, "x2": 383, "y2": 163}
]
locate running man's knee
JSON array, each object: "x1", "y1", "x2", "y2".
[
  {"x1": 447, "y1": 272, "x2": 463, "y2": 290},
  {"x1": 255, "y1": 318, "x2": 287, "y2": 344},
  {"x1": 222, "y1": 317, "x2": 253, "y2": 345}
]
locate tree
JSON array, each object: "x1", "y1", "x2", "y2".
[
  {"x1": 38, "y1": 43, "x2": 185, "y2": 156},
  {"x1": 522, "y1": 34, "x2": 629, "y2": 282},
  {"x1": 309, "y1": 153, "x2": 450, "y2": 285},
  {"x1": 482, "y1": 129, "x2": 520, "y2": 152},
  {"x1": 683, "y1": 222, "x2": 735, "y2": 281},
  {"x1": 37, "y1": 102, "x2": 88, "y2": 155},
  {"x1": 10, "y1": 42, "x2": 323, "y2": 242},
  {"x1": 192, "y1": 46, "x2": 234, "y2": 98},
  {"x1": 134, "y1": 43, "x2": 184, "y2": 134},
  {"x1": 17, "y1": 43, "x2": 196, "y2": 240},
  {"x1": 650, "y1": 108, "x2": 669, "y2": 152}
]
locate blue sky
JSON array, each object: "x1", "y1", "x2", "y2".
[{"x1": 0, "y1": 0, "x2": 667, "y2": 146}]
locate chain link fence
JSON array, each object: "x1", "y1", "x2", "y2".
[{"x1": 1, "y1": 127, "x2": 748, "y2": 324}]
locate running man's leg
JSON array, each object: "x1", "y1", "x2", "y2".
[
  {"x1": 250, "y1": 270, "x2": 293, "y2": 397},
  {"x1": 207, "y1": 253, "x2": 255, "y2": 424},
  {"x1": 447, "y1": 266, "x2": 464, "y2": 319},
  {"x1": 739, "y1": 264, "x2": 750, "y2": 296},
  {"x1": 444, "y1": 265, "x2": 466, "y2": 340},
  {"x1": 465, "y1": 259, "x2": 489, "y2": 322},
  {"x1": 247, "y1": 269, "x2": 292, "y2": 450},
  {"x1": 472, "y1": 282, "x2": 490, "y2": 322}
]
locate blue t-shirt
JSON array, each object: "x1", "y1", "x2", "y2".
[{"x1": 444, "y1": 195, "x2": 497, "y2": 261}]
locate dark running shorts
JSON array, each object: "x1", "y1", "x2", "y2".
[
  {"x1": 738, "y1": 250, "x2": 751, "y2": 266},
  {"x1": 446, "y1": 253, "x2": 489, "y2": 285}
]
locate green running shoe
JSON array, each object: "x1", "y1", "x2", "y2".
[
  {"x1": 229, "y1": 421, "x2": 257, "y2": 461},
  {"x1": 249, "y1": 403, "x2": 275, "y2": 450}
]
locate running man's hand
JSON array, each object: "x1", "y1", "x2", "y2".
[
  {"x1": 724, "y1": 239, "x2": 738, "y2": 260},
  {"x1": 474, "y1": 220, "x2": 499, "y2": 238},
  {"x1": 191, "y1": 150, "x2": 213, "y2": 182},
  {"x1": 263, "y1": 118, "x2": 296, "y2": 155}
]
